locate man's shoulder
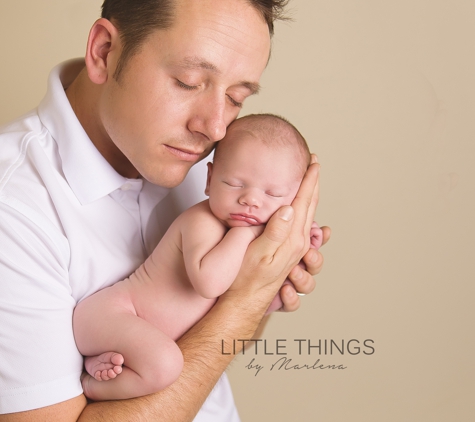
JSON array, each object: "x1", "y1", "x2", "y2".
[
  {"x1": 0, "y1": 109, "x2": 43, "y2": 137},
  {"x1": 0, "y1": 110, "x2": 47, "y2": 179},
  {"x1": 0, "y1": 110, "x2": 62, "y2": 229}
]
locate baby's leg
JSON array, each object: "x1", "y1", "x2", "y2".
[{"x1": 73, "y1": 286, "x2": 183, "y2": 401}]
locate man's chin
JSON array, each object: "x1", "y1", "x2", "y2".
[{"x1": 142, "y1": 166, "x2": 191, "y2": 188}]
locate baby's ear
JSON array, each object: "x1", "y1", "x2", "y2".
[{"x1": 204, "y1": 162, "x2": 213, "y2": 196}]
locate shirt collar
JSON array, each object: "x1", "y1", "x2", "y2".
[{"x1": 37, "y1": 59, "x2": 128, "y2": 205}]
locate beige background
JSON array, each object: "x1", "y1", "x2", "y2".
[{"x1": 1, "y1": 1, "x2": 474, "y2": 421}]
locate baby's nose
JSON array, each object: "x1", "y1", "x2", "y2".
[{"x1": 239, "y1": 191, "x2": 260, "y2": 207}]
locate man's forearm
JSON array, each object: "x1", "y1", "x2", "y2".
[{"x1": 78, "y1": 289, "x2": 268, "y2": 421}]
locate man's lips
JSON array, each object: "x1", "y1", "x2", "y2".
[
  {"x1": 164, "y1": 145, "x2": 203, "y2": 162},
  {"x1": 230, "y1": 213, "x2": 262, "y2": 225}
]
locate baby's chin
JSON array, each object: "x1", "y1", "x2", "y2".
[{"x1": 224, "y1": 219, "x2": 265, "y2": 229}]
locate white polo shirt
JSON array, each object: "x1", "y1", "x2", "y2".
[{"x1": 0, "y1": 59, "x2": 239, "y2": 421}]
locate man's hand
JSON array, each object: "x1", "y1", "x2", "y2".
[
  {"x1": 226, "y1": 155, "x2": 329, "y2": 314},
  {"x1": 264, "y1": 220, "x2": 330, "y2": 314},
  {"x1": 280, "y1": 224, "x2": 331, "y2": 311},
  {"x1": 280, "y1": 155, "x2": 330, "y2": 312}
]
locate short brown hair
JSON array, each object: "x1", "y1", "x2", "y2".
[{"x1": 101, "y1": 0, "x2": 290, "y2": 79}]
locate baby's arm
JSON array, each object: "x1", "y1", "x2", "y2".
[{"x1": 181, "y1": 203, "x2": 263, "y2": 299}]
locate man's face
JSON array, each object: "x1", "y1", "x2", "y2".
[
  {"x1": 205, "y1": 131, "x2": 303, "y2": 228},
  {"x1": 98, "y1": 0, "x2": 271, "y2": 187}
]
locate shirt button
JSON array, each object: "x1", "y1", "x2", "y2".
[{"x1": 121, "y1": 183, "x2": 132, "y2": 191}]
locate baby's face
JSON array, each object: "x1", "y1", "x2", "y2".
[{"x1": 206, "y1": 133, "x2": 303, "y2": 228}]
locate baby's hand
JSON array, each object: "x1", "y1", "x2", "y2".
[
  {"x1": 310, "y1": 221, "x2": 323, "y2": 250},
  {"x1": 248, "y1": 224, "x2": 265, "y2": 239}
]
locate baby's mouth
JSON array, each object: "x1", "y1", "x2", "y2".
[{"x1": 229, "y1": 214, "x2": 262, "y2": 225}]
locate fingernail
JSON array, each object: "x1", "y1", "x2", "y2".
[
  {"x1": 293, "y1": 267, "x2": 303, "y2": 280},
  {"x1": 278, "y1": 206, "x2": 294, "y2": 221},
  {"x1": 311, "y1": 154, "x2": 318, "y2": 164}
]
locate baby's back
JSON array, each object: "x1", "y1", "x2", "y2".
[{"x1": 121, "y1": 201, "x2": 219, "y2": 340}]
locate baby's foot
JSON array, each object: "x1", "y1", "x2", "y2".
[{"x1": 84, "y1": 351, "x2": 124, "y2": 381}]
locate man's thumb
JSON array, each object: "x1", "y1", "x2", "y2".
[{"x1": 261, "y1": 206, "x2": 294, "y2": 245}]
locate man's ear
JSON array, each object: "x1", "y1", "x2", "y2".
[
  {"x1": 85, "y1": 18, "x2": 120, "y2": 85},
  {"x1": 205, "y1": 162, "x2": 213, "y2": 196}
]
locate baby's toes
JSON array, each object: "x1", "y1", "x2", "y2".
[
  {"x1": 110, "y1": 353, "x2": 124, "y2": 366},
  {"x1": 113, "y1": 365, "x2": 123, "y2": 375},
  {"x1": 107, "y1": 368, "x2": 118, "y2": 379},
  {"x1": 100, "y1": 369, "x2": 111, "y2": 381},
  {"x1": 94, "y1": 370, "x2": 103, "y2": 381}
]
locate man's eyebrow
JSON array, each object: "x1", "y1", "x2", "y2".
[
  {"x1": 240, "y1": 81, "x2": 260, "y2": 95},
  {"x1": 181, "y1": 56, "x2": 219, "y2": 72},
  {"x1": 179, "y1": 56, "x2": 261, "y2": 95}
]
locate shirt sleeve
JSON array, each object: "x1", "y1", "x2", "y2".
[{"x1": 0, "y1": 195, "x2": 83, "y2": 414}]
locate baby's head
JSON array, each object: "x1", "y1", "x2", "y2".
[{"x1": 205, "y1": 114, "x2": 310, "y2": 228}]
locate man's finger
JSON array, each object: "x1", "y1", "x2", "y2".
[
  {"x1": 291, "y1": 162, "x2": 320, "y2": 231},
  {"x1": 288, "y1": 264, "x2": 316, "y2": 295},
  {"x1": 279, "y1": 283, "x2": 301, "y2": 312},
  {"x1": 302, "y1": 249, "x2": 324, "y2": 276},
  {"x1": 251, "y1": 205, "x2": 294, "y2": 256},
  {"x1": 307, "y1": 161, "x2": 320, "y2": 232}
]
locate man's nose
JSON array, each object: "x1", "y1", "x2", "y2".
[{"x1": 188, "y1": 94, "x2": 227, "y2": 143}]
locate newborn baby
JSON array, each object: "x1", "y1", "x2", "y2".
[{"x1": 73, "y1": 113, "x2": 322, "y2": 400}]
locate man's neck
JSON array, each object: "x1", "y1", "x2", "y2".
[{"x1": 65, "y1": 70, "x2": 140, "y2": 179}]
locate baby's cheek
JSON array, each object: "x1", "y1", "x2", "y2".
[{"x1": 265, "y1": 200, "x2": 291, "y2": 222}]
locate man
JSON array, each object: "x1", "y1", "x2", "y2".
[{"x1": 0, "y1": 0, "x2": 329, "y2": 420}]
